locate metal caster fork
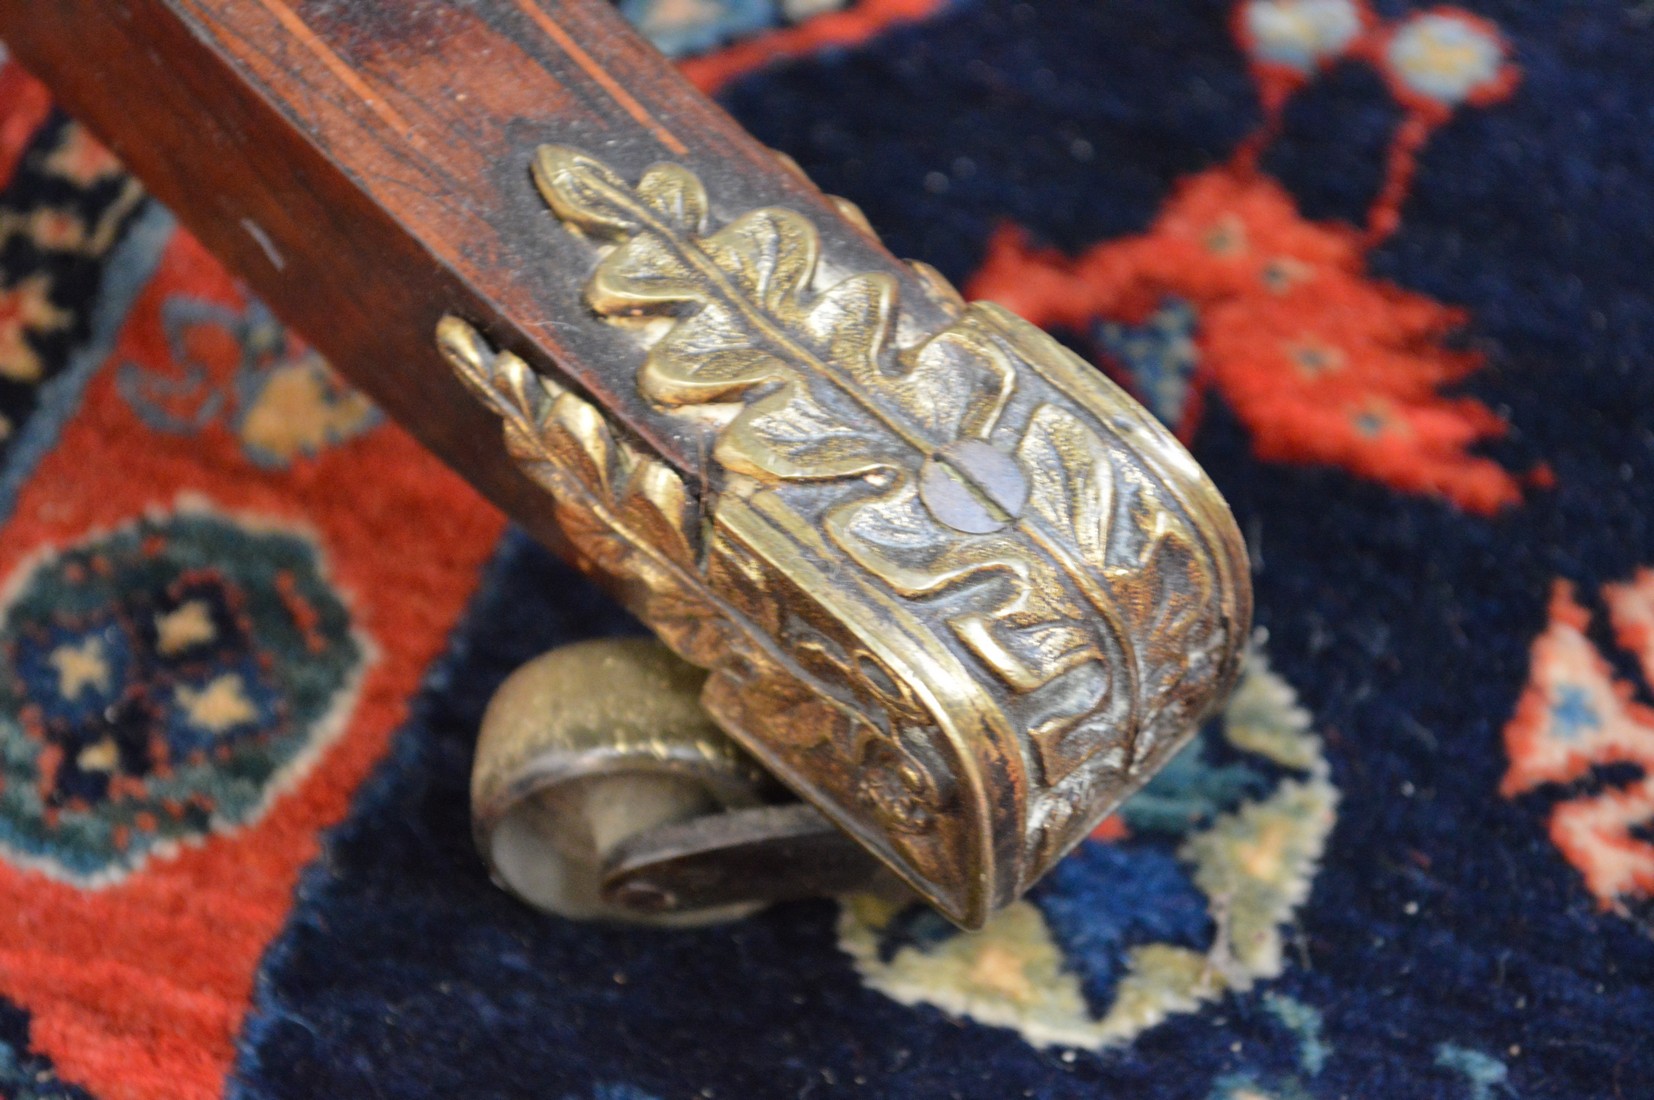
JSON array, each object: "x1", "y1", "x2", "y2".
[{"x1": 471, "y1": 638, "x2": 899, "y2": 925}]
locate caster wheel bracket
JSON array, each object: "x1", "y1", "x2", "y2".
[{"x1": 600, "y1": 802, "x2": 898, "y2": 916}]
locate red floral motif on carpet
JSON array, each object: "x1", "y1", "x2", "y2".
[
  {"x1": 1503, "y1": 576, "x2": 1654, "y2": 922},
  {"x1": 967, "y1": 2, "x2": 1547, "y2": 515}
]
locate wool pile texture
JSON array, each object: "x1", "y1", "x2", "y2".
[{"x1": 0, "y1": 2, "x2": 1649, "y2": 1097}]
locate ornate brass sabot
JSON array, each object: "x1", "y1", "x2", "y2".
[{"x1": 439, "y1": 146, "x2": 1251, "y2": 928}]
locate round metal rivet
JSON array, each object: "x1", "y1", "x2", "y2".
[{"x1": 919, "y1": 439, "x2": 1029, "y2": 534}]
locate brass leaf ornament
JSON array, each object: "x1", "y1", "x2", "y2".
[{"x1": 439, "y1": 145, "x2": 1251, "y2": 928}]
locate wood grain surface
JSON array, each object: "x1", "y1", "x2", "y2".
[{"x1": 0, "y1": 0, "x2": 925, "y2": 545}]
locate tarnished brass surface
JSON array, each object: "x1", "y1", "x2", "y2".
[
  {"x1": 470, "y1": 637, "x2": 771, "y2": 926},
  {"x1": 440, "y1": 146, "x2": 1251, "y2": 928}
]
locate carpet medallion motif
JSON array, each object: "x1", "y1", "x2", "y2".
[
  {"x1": 0, "y1": 505, "x2": 366, "y2": 884},
  {"x1": 839, "y1": 641, "x2": 1338, "y2": 1051}
]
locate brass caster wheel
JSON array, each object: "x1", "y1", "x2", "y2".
[{"x1": 470, "y1": 638, "x2": 773, "y2": 927}]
